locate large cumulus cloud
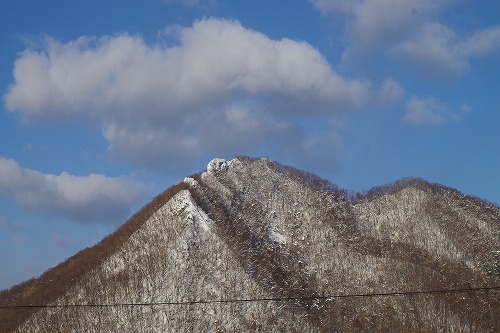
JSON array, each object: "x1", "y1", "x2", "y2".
[{"x1": 4, "y1": 18, "x2": 385, "y2": 170}]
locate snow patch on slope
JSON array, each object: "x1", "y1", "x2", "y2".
[
  {"x1": 88, "y1": 190, "x2": 213, "y2": 285},
  {"x1": 268, "y1": 226, "x2": 287, "y2": 245},
  {"x1": 186, "y1": 192, "x2": 213, "y2": 232},
  {"x1": 174, "y1": 190, "x2": 213, "y2": 232},
  {"x1": 267, "y1": 211, "x2": 287, "y2": 245}
]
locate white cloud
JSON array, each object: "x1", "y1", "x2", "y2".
[
  {"x1": 163, "y1": 0, "x2": 216, "y2": 9},
  {"x1": 23, "y1": 143, "x2": 32, "y2": 152},
  {"x1": 311, "y1": 0, "x2": 500, "y2": 79},
  {"x1": 309, "y1": 0, "x2": 361, "y2": 14},
  {"x1": 403, "y1": 96, "x2": 448, "y2": 126},
  {"x1": 350, "y1": 0, "x2": 444, "y2": 51},
  {"x1": 390, "y1": 22, "x2": 468, "y2": 78},
  {"x1": 4, "y1": 18, "x2": 386, "y2": 170},
  {"x1": 378, "y1": 78, "x2": 404, "y2": 104},
  {"x1": 403, "y1": 96, "x2": 471, "y2": 126},
  {"x1": 456, "y1": 25, "x2": 500, "y2": 57},
  {"x1": 310, "y1": 0, "x2": 446, "y2": 50},
  {"x1": 5, "y1": 19, "x2": 371, "y2": 118},
  {"x1": 0, "y1": 216, "x2": 23, "y2": 231},
  {"x1": 100, "y1": 103, "x2": 310, "y2": 170},
  {"x1": 0, "y1": 157, "x2": 149, "y2": 224},
  {"x1": 391, "y1": 24, "x2": 500, "y2": 78}
]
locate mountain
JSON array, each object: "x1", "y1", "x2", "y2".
[{"x1": 1, "y1": 156, "x2": 499, "y2": 332}]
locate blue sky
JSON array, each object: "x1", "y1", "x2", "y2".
[{"x1": 1, "y1": 0, "x2": 499, "y2": 290}]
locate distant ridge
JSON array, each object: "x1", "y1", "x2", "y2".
[{"x1": 1, "y1": 157, "x2": 499, "y2": 332}]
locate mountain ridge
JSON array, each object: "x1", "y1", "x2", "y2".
[{"x1": 1, "y1": 156, "x2": 499, "y2": 332}]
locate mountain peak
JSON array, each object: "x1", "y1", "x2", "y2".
[
  {"x1": 2, "y1": 157, "x2": 499, "y2": 332},
  {"x1": 206, "y1": 157, "x2": 238, "y2": 173}
]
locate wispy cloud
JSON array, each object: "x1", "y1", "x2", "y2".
[
  {"x1": 0, "y1": 157, "x2": 149, "y2": 224},
  {"x1": 0, "y1": 215, "x2": 23, "y2": 231},
  {"x1": 456, "y1": 26, "x2": 500, "y2": 57},
  {"x1": 309, "y1": 0, "x2": 360, "y2": 14},
  {"x1": 378, "y1": 78, "x2": 404, "y2": 104},
  {"x1": 4, "y1": 18, "x2": 394, "y2": 171},
  {"x1": 310, "y1": 0, "x2": 447, "y2": 50},
  {"x1": 162, "y1": 0, "x2": 216, "y2": 9},
  {"x1": 404, "y1": 96, "x2": 447, "y2": 125},
  {"x1": 391, "y1": 23, "x2": 500, "y2": 79},
  {"x1": 310, "y1": 0, "x2": 500, "y2": 79},
  {"x1": 403, "y1": 96, "x2": 469, "y2": 126}
]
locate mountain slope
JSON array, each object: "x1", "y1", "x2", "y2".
[{"x1": 1, "y1": 157, "x2": 499, "y2": 332}]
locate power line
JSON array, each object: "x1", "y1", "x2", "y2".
[{"x1": 1, "y1": 286, "x2": 499, "y2": 310}]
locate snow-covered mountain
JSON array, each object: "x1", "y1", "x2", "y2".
[{"x1": 1, "y1": 157, "x2": 499, "y2": 332}]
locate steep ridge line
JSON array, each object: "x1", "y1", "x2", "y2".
[
  {"x1": 1, "y1": 156, "x2": 500, "y2": 332},
  {"x1": 189, "y1": 157, "x2": 500, "y2": 331}
]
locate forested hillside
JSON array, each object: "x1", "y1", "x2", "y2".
[{"x1": 1, "y1": 157, "x2": 499, "y2": 332}]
